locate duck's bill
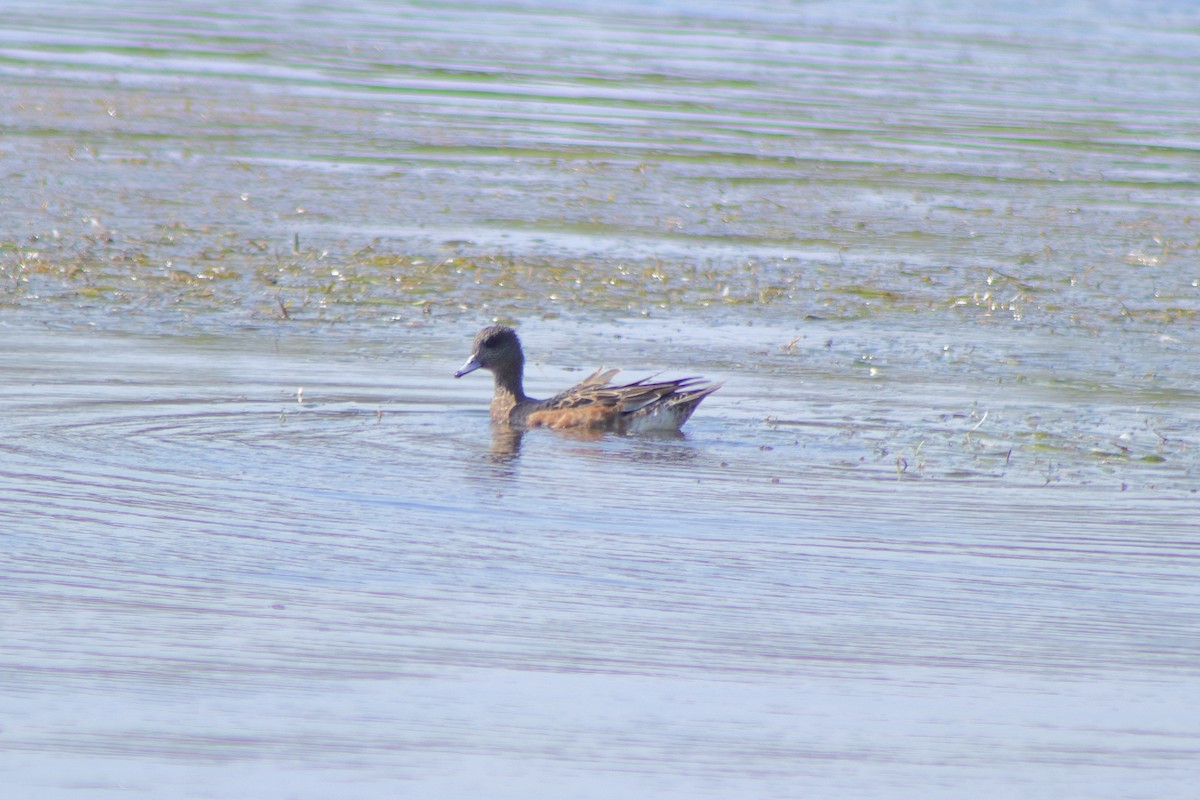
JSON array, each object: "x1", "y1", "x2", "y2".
[{"x1": 454, "y1": 356, "x2": 482, "y2": 378}]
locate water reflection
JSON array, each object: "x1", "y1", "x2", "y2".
[
  {"x1": 488, "y1": 424, "x2": 526, "y2": 462},
  {"x1": 485, "y1": 421, "x2": 698, "y2": 465}
]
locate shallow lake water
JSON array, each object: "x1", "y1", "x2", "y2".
[{"x1": 2, "y1": 1, "x2": 1200, "y2": 798}]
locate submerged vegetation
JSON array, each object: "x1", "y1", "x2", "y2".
[{"x1": 2, "y1": 214, "x2": 1194, "y2": 334}]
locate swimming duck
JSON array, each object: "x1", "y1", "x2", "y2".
[{"x1": 454, "y1": 325, "x2": 719, "y2": 432}]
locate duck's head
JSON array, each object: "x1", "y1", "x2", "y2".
[{"x1": 454, "y1": 325, "x2": 524, "y2": 379}]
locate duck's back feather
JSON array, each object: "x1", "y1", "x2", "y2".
[{"x1": 517, "y1": 369, "x2": 720, "y2": 431}]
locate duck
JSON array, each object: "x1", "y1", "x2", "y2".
[{"x1": 454, "y1": 325, "x2": 719, "y2": 432}]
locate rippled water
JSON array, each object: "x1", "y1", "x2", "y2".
[
  {"x1": 3, "y1": 1, "x2": 1200, "y2": 798},
  {"x1": 5, "y1": 321, "x2": 1199, "y2": 799}
]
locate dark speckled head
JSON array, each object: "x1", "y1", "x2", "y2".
[{"x1": 454, "y1": 325, "x2": 524, "y2": 379}]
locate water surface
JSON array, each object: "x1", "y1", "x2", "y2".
[{"x1": 2, "y1": 1, "x2": 1199, "y2": 798}]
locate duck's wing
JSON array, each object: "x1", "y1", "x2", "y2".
[
  {"x1": 606, "y1": 376, "x2": 715, "y2": 415},
  {"x1": 542, "y1": 371, "x2": 712, "y2": 414},
  {"x1": 531, "y1": 367, "x2": 611, "y2": 407},
  {"x1": 523, "y1": 369, "x2": 720, "y2": 430},
  {"x1": 574, "y1": 367, "x2": 622, "y2": 390}
]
